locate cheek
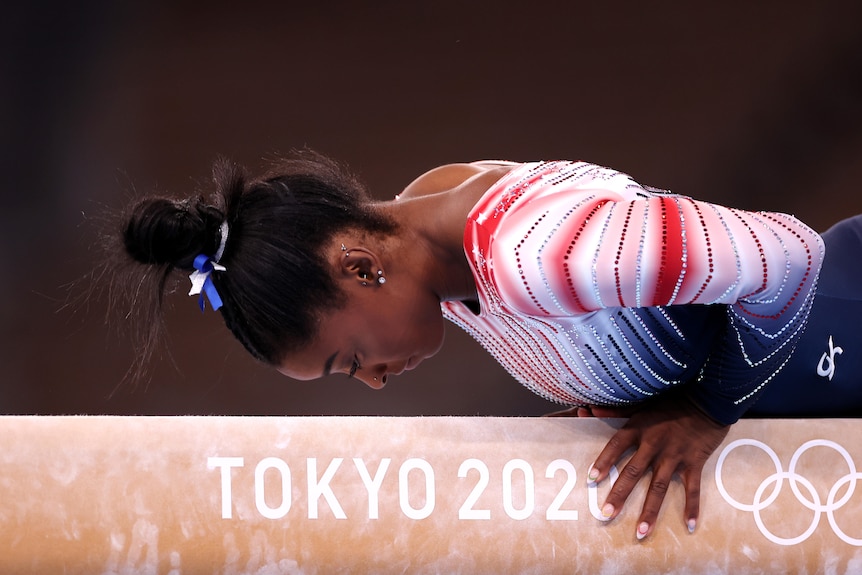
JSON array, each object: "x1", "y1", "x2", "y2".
[
  {"x1": 415, "y1": 302, "x2": 446, "y2": 357},
  {"x1": 383, "y1": 298, "x2": 445, "y2": 357}
]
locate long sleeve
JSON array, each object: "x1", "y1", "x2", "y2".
[{"x1": 485, "y1": 162, "x2": 825, "y2": 423}]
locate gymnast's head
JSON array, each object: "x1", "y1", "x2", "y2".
[{"x1": 117, "y1": 151, "x2": 446, "y2": 389}]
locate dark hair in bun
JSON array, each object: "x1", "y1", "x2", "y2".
[
  {"x1": 112, "y1": 150, "x2": 396, "y2": 383},
  {"x1": 122, "y1": 197, "x2": 225, "y2": 269}
]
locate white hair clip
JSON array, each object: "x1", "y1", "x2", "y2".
[{"x1": 188, "y1": 221, "x2": 229, "y2": 311}]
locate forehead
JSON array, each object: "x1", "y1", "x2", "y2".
[
  {"x1": 277, "y1": 345, "x2": 334, "y2": 381},
  {"x1": 276, "y1": 312, "x2": 350, "y2": 380}
]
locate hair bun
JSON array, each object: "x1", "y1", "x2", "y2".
[{"x1": 123, "y1": 197, "x2": 224, "y2": 269}]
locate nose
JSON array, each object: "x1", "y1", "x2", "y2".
[{"x1": 354, "y1": 367, "x2": 388, "y2": 390}]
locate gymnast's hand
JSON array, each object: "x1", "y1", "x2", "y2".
[
  {"x1": 543, "y1": 404, "x2": 639, "y2": 418},
  {"x1": 585, "y1": 392, "x2": 729, "y2": 540}
]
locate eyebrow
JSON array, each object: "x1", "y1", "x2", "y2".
[{"x1": 322, "y1": 351, "x2": 338, "y2": 378}]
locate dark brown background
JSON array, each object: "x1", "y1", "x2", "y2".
[{"x1": 3, "y1": 1, "x2": 861, "y2": 416}]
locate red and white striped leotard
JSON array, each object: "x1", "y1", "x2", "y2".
[{"x1": 441, "y1": 161, "x2": 824, "y2": 424}]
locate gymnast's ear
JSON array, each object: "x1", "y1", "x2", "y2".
[{"x1": 339, "y1": 246, "x2": 384, "y2": 288}]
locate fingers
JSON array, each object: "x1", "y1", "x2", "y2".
[
  {"x1": 588, "y1": 426, "x2": 685, "y2": 541},
  {"x1": 593, "y1": 446, "x2": 649, "y2": 523},
  {"x1": 584, "y1": 394, "x2": 728, "y2": 541},
  {"x1": 543, "y1": 405, "x2": 638, "y2": 418},
  {"x1": 633, "y1": 465, "x2": 674, "y2": 540},
  {"x1": 542, "y1": 405, "x2": 603, "y2": 418},
  {"x1": 595, "y1": 458, "x2": 704, "y2": 541},
  {"x1": 634, "y1": 464, "x2": 703, "y2": 539},
  {"x1": 594, "y1": 456, "x2": 681, "y2": 541},
  {"x1": 541, "y1": 406, "x2": 581, "y2": 417},
  {"x1": 681, "y1": 466, "x2": 703, "y2": 534},
  {"x1": 587, "y1": 429, "x2": 641, "y2": 525},
  {"x1": 588, "y1": 428, "x2": 637, "y2": 485}
]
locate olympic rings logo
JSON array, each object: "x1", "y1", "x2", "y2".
[{"x1": 715, "y1": 439, "x2": 862, "y2": 546}]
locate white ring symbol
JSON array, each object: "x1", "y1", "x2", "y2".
[{"x1": 715, "y1": 439, "x2": 862, "y2": 546}]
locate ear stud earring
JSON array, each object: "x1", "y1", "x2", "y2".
[{"x1": 359, "y1": 270, "x2": 385, "y2": 287}]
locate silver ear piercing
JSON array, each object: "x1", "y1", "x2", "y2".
[{"x1": 359, "y1": 270, "x2": 385, "y2": 286}]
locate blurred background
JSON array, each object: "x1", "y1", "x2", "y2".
[{"x1": 2, "y1": 0, "x2": 861, "y2": 416}]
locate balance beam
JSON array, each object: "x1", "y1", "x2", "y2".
[{"x1": 1, "y1": 416, "x2": 859, "y2": 574}]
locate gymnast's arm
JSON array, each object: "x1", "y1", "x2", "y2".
[
  {"x1": 568, "y1": 195, "x2": 823, "y2": 422},
  {"x1": 501, "y1": 179, "x2": 824, "y2": 538},
  {"x1": 595, "y1": 197, "x2": 822, "y2": 538}
]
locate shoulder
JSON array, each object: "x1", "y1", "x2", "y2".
[{"x1": 398, "y1": 161, "x2": 522, "y2": 200}]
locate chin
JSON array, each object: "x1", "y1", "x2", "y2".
[{"x1": 425, "y1": 328, "x2": 446, "y2": 361}]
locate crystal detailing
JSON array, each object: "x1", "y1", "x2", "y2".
[{"x1": 442, "y1": 160, "x2": 823, "y2": 421}]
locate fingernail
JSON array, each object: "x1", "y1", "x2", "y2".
[
  {"x1": 636, "y1": 522, "x2": 650, "y2": 540},
  {"x1": 587, "y1": 465, "x2": 599, "y2": 483},
  {"x1": 601, "y1": 503, "x2": 614, "y2": 519},
  {"x1": 687, "y1": 519, "x2": 697, "y2": 534}
]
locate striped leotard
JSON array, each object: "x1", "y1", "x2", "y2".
[{"x1": 441, "y1": 161, "x2": 824, "y2": 424}]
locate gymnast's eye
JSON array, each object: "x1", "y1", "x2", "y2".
[{"x1": 348, "y1": 357, "x2": 361, "y2": 378}]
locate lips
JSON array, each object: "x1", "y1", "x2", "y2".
[
  {"x1": 389, "y1": 357, "x2": 421, "y2": 378},
  {"x1": 405, "y1": 356, "x2": 423, "y2": 371}
]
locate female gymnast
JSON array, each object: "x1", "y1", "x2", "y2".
[{"x1": 115, "y1": 151, "x2": 862, "y2": 540}]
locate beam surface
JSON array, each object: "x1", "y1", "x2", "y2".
[{"x1": 1, "y1": 416, "x2": 860, "y2": 574}]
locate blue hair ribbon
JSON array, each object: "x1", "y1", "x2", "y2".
[{"x1": 188, "y1": 254, "x2": 226, "y2": 311}]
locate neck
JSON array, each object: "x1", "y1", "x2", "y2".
[
  {"x1": 377, "y1": 188, "x2": 480, "y2": 302},
  {"x1": 353, "y1": 164, "x2": 510, "y2": 304}
]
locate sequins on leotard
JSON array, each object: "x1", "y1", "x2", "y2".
[{"x1": 441, "y1": 161, "x2": 824, "y2": 424}]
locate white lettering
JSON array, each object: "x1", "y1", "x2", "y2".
[
  {"x1": 502, "y1": 459, "x2": 534, "y2": 520},
  {"x1": 458, "y1": 459, "x2": 491, "y2": 520},
  {"x1": 254, "y1": 457, "x2": 291, "y2": 519},
  {"x1": 207, "y1": 457, "x2": 244, "y2": 519},
  {"x1": 210, "y1": 456, "x2": 617, "y2": 523},
  {"x1": 545, "y1": 459, "x2": 578, "y2": 520},
  {"x1": 399, "y1": 458, "x2": 435, "y2": 519},
  {"x1": 307, "y1": 458, "x2": 346, "y2": 519},
  {"x1": 353, "y1": 458, "x2": 391, "y2": 519}
]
